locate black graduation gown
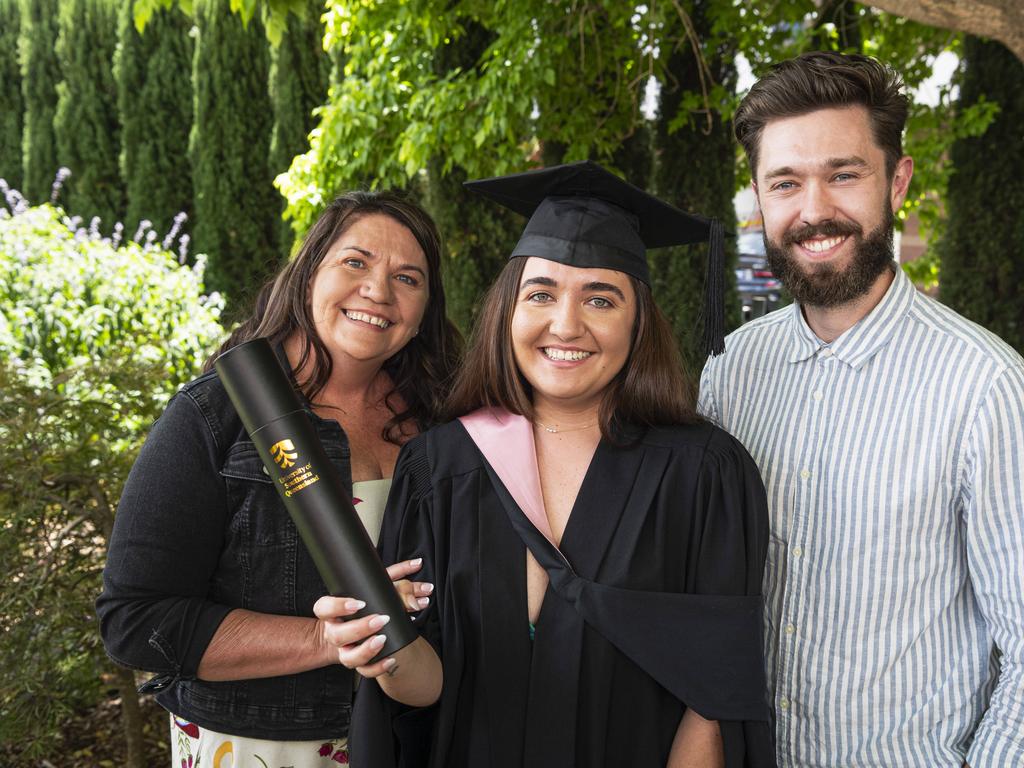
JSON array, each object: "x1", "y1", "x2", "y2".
[{"x1": 350, "y1": 418, "x2": 775, "y2": 768}]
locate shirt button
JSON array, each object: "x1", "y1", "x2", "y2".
[
  {"x1": 792, "y1": 546, "x2": 803, "y2": 557},
  {"x1": 813, "y1": 390, "x2": 824, "y2": 401},
  {"x1": 820, "y1": 348, "x2": 834, "y2": 357},
  {"x1": 785, "y1": 623, "x2": 795, "y2": 635},
  {"x1": 780, "y1": 697, "x2": 790, "y2": 709},
  {"x1": 799, "y1": 468, "x2": 811, "y2": 480}
]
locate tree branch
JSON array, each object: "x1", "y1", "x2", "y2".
[{"x1": 858, "y1": 0, "x2": 1024, "y2": 63}]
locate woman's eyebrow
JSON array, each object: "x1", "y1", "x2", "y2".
[
  {"x1": 520, "y1": 276, "x2": 558, "y2": 290},
  {"x1": 342, "y1": 247, "x2": 425, "y2": 276},
  {"x1": 583, "y1": 281, "x2": 625, "y2": 301}
]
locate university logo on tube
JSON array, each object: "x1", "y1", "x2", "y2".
[{"x1": 270, "y1": 439, "x2": 298, "y2": 469}]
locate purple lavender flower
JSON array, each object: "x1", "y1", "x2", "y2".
[
  {"x1": 50, "y1": 167, "x2": 71, "y2": 204},
  {"x1": 163, "y1": 211, "x2": 188, "y2": 250},
  {"x1": 178, "y1": 234, "x2": 190, "y2": 264},
  {"x1": 133, "y1": 219, "x2": 152, "y2": 243},
  {"x1": 112, "y1": 222, "x2": 124, "y2": 249}
]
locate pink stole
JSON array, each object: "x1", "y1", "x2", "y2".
[{"x1": 458, "y1": 406, "x2": 556, "y2": 546}]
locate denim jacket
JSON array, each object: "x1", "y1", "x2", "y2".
[{"x1": 97, "y1": 369, "x2": 355, "y2": 740}]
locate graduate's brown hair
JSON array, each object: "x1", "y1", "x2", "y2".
[{"x1": 445, "y1": 258, "x2": 699, "y2": 441}]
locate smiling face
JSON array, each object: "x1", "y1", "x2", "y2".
[
  {"x1": 308, "y1": 213, "x2": 429, "y2": 368},
  {"x1": 510, "y1": 257, "x2": 636, "y2": 413},
  {"x1": 754, "y1": 105, "x2": 913, "y2": 308}
]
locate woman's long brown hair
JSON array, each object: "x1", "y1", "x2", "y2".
[{"x1": 445, "y1": 258, "x2": 699, "y2": 442}]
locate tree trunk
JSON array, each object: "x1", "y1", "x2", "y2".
[{"x1": 111, "y1": 665, "x2": 145, "y2": 768}]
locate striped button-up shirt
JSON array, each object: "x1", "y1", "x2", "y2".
[{"x1": 699, "y1": 268, "x2": 1024, "y2": 767}]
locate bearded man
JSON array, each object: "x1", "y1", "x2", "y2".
[{"x1": 700, "y1": 52, "x2": 1024, "y2": 768}]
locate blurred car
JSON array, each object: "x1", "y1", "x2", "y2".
[{"x1": 735, "y1": 231, "x2": 781, "y2": 321}]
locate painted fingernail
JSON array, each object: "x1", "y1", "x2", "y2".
[
  {"x1": 370, "y1": 634, "x2": 387, "y2": 649},
  {"x1": 421, "y1": 582, "x2": 434, "y2": 594},
  {"x1": 382, "y1": 657, "x2": 397, "y2": 670},
  {"x1": 416, "y1": 597, "x2": 430, "y2": 608},
  {"x1": 345, "y1": 599, "x2": 366, "y2": 611},
  {"x1": 368, "y1": 614, "x2": 391, "y2": 630},
  {"x1": 410, "y1": 557, "x2": 423, "y2": 566}
]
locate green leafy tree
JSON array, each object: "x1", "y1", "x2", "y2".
[
  {"x1": 0, "y1": 0, "x2": 24, "y2": 189},
  {"x1": 190, "y1": 0, "x2": 279, "y2": 312},
  {"x1": 54, "y1": 0, "x2": 125, "y2": 227},
  {"x1": 0, "y1": 201, "x2": 224, "y2": 765},
  {"x1": 940, "y1": 36, "x2": 1023, "y2": 353},
  {"x1": 423, "y1": 20, "x2": 520, "y2": 332},
  {"x1": 269, "y1": 0, "x2": 330, "y2": 257},
  {"x1": 115, "y1": 0, "x2": 195, "y2": 238},
  {"x1": 18, "y1": 0, "x2": 60, "y2": 203},
  {"x1": 651, "y1": 1, "x2": 741, "y2": 370}
]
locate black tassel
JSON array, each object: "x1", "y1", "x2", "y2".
[{"x1": 700, "y1": 218, "x2": 726, "y2": 357}]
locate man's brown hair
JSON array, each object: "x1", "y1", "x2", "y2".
[
  {"x1": 445, "y1": 258, "x2": 700, "y2": 441},
  {"x1": 734, "y1": 51, "x2": 909, "y2": 180}
]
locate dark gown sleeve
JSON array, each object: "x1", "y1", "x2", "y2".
[
  {"x1": 690, "y1": 429, "x2": 775, "y2": 768},
  {"x1": 349, "y1": 436, "x2": 438, "y2": 768}
]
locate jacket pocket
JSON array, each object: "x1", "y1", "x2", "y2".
[{"x1": 220, "y1": 441, "x2": 299, "y2": 613}]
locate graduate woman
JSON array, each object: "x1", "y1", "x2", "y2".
[{"x1": 316, "y1": 162, "x2": 775, "y2": 767}]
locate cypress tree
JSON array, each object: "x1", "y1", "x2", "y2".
[
  {"x1": 268, "y1": 0, "x2": 329, "y2": 257},
  {"x1": 651, "y1": 2, "x2": 740, "y2": 374},
  {"x1": 190, "y1": 0, "x2": 279, "y2": 312},
  {"x1": 18, "y1": 0, "x2": 60, "y2": 203},
  {"x1": 0, "y1": 0, "x2": 24, "y2": 190},
  {"x1": 115, "y1": 0, "x2": 195, "y2": 238},
  {"x1": 54, "y1": 0, "x2": 124, "y2": 226},
  {"x1": 941, "y1": 37, "x2": 1024, "y2": 354}
]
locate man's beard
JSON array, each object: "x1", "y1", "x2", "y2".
[{"x1": 763, "y1": 207, "x2": 895, "y2": 308}]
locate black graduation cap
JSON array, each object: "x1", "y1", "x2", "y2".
[{"x1": 464, "y1": 160, "x2": 727, "y2": 356}]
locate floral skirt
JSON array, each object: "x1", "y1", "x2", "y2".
[{"x1": 170, "y1": 714, "x2": 349, "y2": 767}]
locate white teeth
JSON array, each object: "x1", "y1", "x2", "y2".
[
  {"x1": 345, "y1": 310, "x2": 390, "y2": 328},
  {"x1": 543, "y1": 348, "x2": 592, "y2": 362},
  {"x1": 801, "y1": 236, "x2": 844, "y2": 253}
]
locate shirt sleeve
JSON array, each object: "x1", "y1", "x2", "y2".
[
  {"x1": 963, "y1": 363, "x2": 1024, "y2": 767},
  {"x1": 95, "y1": 388, "x2": 233, "y2": 684},
  {"x1": 698, "y1": 357, "x2": 721, "y2": 423}
]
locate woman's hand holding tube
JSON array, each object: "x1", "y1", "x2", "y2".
[{"x1": 314, "y1": 558, "x2": 443, "y2": 707}]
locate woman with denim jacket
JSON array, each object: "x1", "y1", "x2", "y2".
[{"x1": 97, "y1": 191, "x2": 461, "y2": 766}]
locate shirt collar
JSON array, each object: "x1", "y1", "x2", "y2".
[{"x1": 787, "y1": 267, "x2": 916, "y2": 369}]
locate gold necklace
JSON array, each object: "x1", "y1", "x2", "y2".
[{"x1": 533, "y1": 419, "x2": 597, "y2": 434}]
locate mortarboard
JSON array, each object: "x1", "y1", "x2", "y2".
[{"x1": 464, "y1": 160, "x2": 726, "y2": 356}]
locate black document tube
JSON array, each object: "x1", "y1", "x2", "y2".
[{"x1": 215, "y1": 337, "x2": 417, "y2": 660}]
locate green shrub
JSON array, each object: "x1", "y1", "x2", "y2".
[
  {"x1": 0, "y1": 196, "x2": 224, "y2": 761},
  {"x1": 941, "y1": 38, "x2": 1024, "y2": 354}
]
